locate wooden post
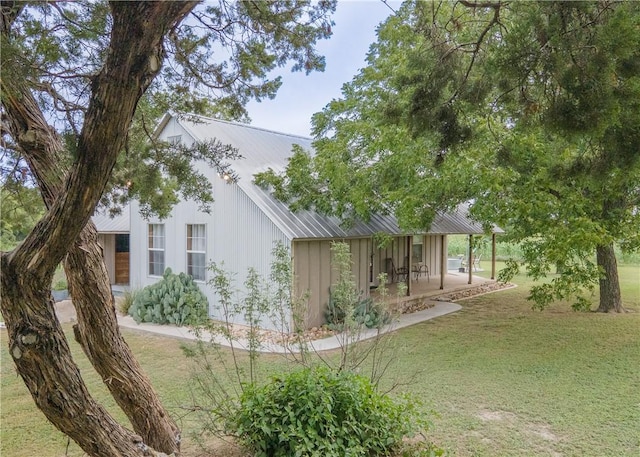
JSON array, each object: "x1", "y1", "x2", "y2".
[
  {"x1": 468, "y1": 234, "x2": 473, "y2": 285},
  {"x1": 406, "y1": 236, "x2": 412, "y2": 296},
  {"x1": 491, "y1": 233, "x2": 496, "y2": 280}
]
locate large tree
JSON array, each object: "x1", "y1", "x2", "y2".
[
  {"x1": 257, "y1": 0, "x2": 640, "y2": 312},
  {"x1": 0, "y1": 1, "x2": 334, "y2": 455}
]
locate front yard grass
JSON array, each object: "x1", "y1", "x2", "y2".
[
  {"x1": 390, "y1": 262, "x2": 640, "y2": 456},
  {"x1": 1, "y1": 263, "x2": 638, "y2": 456}
]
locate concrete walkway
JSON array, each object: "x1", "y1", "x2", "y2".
[
  {"x1": 116, "y1": 301, "x2": 461, "y2": 353},
  {"x1": 21, "y1": 299, "x2": 461, "y2": 353}
]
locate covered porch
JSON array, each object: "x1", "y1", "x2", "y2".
[
  {"x1": 291, "y1": 203, "x2": 503, "y2": 329},
  {"x1": 371, "y1": 270, "x2": 496, "y2": 312}
]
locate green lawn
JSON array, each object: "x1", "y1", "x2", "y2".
[
  {"x1": 391, "y1": 262, "x2": 640, "y2": 456},
  {"x1": 1, "y1": 264, "x2": 639, "y2": 456}
]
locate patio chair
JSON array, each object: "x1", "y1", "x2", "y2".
[
  {"x1": 472, "y1": 254, "x2": 481, "y2": 272},
  {"x1": 387, "y1": 258, "x2": 408, "y2": 283},
  {"x1": 412, "y1": 263, "x2": 429, "y2": 282}
]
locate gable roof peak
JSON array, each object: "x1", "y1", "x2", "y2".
[{"x1": 173, "y1": 112, "x2": 313, "y2": 142}]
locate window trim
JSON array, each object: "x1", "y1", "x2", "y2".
[
  {"x1": 186, "y1": 223, "x2": 206, "y2": 282},
  {"x1": 148, "y1": 223, "x2": 165, "y2": 277}
]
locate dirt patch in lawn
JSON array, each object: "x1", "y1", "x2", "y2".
[
  {"x1": 182, "y1": 436, "x2": 248, "y2": 457},
  {"x1": 476, "y1": 408, "x2": 562, "y2": 455}
]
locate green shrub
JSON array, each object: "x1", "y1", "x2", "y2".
[
  {"x1": 353, "y1": 296, "x2": 391, "y2": 329},
  {"x1": 325, "y1": 293, "x2": 348, "y2": 328},
  {"x1": 128, "y1": 268, "x2": 208, "y2": 326},
  {"x1": 233, "y1": 366, "x2": 424, "y2": 457},
  {"x1": 326, "y1": 295, "x2": 391, "y2": 330},
  {"x1": 52, "y1": 278, "x2": 68, "y2": 291}
]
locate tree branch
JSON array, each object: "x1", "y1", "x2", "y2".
[
  {"x1": 458, "y1": 0, "x2": 505, "y2": 8},
  {"x1": 446, "y1": 0, "x2": 504, "y2": 104},
  {"x1": 7, "y1": 1, "x2": 197, "y2": 275}
]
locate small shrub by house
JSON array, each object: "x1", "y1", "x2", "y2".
[{"x1": 128, "y1": 268, "x2": 208, "y2": 326}]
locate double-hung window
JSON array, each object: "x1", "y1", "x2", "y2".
[
  {"x1": 186, "y1": 224, "x2": 206, "y2": 281},
  {"x1": 412, "y1": 235, "x2": 423, "y2": 263},
  {"x1": 148, "y1": 224, "x2": 165, "y2": 276}
]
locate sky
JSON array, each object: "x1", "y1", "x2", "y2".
[{"x1": 245, "y1": 1, "x2": 400, "y2": 138}]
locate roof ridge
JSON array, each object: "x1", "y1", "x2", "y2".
[{"x1": 176, "y1": 112, "x2": 313, "y2": 141}]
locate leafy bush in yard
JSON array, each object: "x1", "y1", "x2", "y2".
[
  {"x1": 52, "y1": 278, "x2": 67, "y2": 291},
  {"x1": 233, "y1": 366, "x2": 424, "y2": 457},
  {"x1": 326, "y1": 294, "x2": 391, "y2": 330},
  {"x1": 186, "y1": 243, "x2": 441, "y2": 456},
  {"x1": 128, "y1": 268, "x2": 208, "y2": 325}
]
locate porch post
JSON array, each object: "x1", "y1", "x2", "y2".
[
  {"x1": 440, "y1": 235, "x2": 446, "y2": 290},
  {"x1": 491, "y1": 233, "x2": 496, "y2": 280},
  {"x1": 468, "y1": 234, "x2": 473, "y2": 285},
  {"x1": 406, "y1": 236, "x2": 411, "y2": 296}
]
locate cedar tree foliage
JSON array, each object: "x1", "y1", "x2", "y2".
[
  {"x1": 0, "y1": 1, "x2": 335, "y2": 456},
  {"x1": 256, "y1": 0, "x2": 640, "y2": 313}
]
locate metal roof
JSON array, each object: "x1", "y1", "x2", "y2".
[
  {"x1": 174, "y1": 114, "x2": 499, "y2": 239},
  {"x1": 92, "y1": 206, "x2": 130, "y2": 233}
]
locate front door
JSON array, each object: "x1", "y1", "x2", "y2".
[{"x1": 114, "y1": 234, "x2": 129, "y2": 284}]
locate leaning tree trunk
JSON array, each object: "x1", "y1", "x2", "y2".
[
  {"x1": 2, "y1": 47, "x2": 180, "y2": 457},
  {"x1": 0, "y1": 2, "x2": 196, "y2": 455},
  {"x1": 0, "y1": 257, "x2": 162, "y2": 457},
  {"x1": 66, "y1": 225, "x2": 181, "y2": 453},
  {"x1": 596, "y1": 243, "x2": 624, "y2": 313}
]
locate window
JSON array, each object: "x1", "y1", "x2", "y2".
[
  {"x1": 167, "y1": 134, "x2": 182, "y2": 145},
  {"x1": 186, "y1": 224, "x2": 206, "y2": 281},
  {"x1": 412, "y1": 235, "x2": 423, "y2": 263},
  {"x1": 115, "y1": 234, "x2": 129, "y2": 253},
  {"x1": 148, "y1": 224, "x2": 165, "y2": 276}
]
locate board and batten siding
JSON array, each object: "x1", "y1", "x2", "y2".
[
  {"x1": 375, "y1": 236, "x2": 409, "y2": 283},
  {"x1": 423, "y1": 234, "x2": 444, "y2": 277},
  {"x1": 292, "y1": 237, "x2": 371, "y2": 329},
  {"x1": 373, "y1": 235, "x2": 444, "y2": 283}
]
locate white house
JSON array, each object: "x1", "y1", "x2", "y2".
[{"x1": 128, "y1": 113, "x2": 500, "y2": 330}]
